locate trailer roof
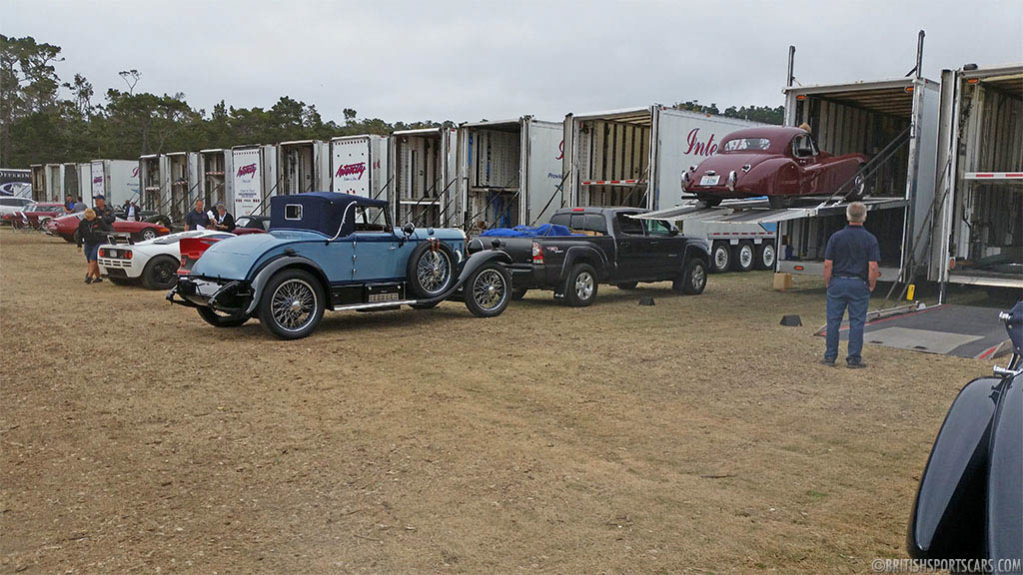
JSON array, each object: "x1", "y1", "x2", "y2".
[
  {"x1": 786, "y1": 77, "x2": 938, "y2": 119},
  {"x1": 461, "y1": 118, "x2": 523, "y2": 130},
  {"x1": 279, "y1": 139, "x2": 323, "y2": 146},
  {"x1": 391, "y1": 127, "x2": 445, "y2": 137},
  {"x1": 140, "y1": 154, "x2": 160, "y2": 159},
  {"x1": 961, "y1": 65, "x2": 1023, "y2": 96},
  {"x1": 165, "y1": 151, "x2": 190, "y2": 157},
  {"x1": 568, "y1": 106, "x2": 655, "y2": 125}
]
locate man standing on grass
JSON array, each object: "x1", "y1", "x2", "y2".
[
  {"x1": 185, "y1": 198, "x2": 209, "y2": 231},
  {"x1": 822, "y1": 201, "x2": 880, "y2": 369}
]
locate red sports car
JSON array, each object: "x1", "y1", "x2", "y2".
[
  {"x1": 45, "y1": 212, "x2": 171, "y2": 243},
  {"x1": 2, "y1": 202, "x2": 65, "y2": 229},
  {"x1": 683, "y1": 126, "x2": 868, "y2": 208}
]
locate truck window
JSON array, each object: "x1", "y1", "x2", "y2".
[
  {"x1": 551, "y1": 213, "x2": 607, "y2": 235},
  {"x1": 616, "y1": 213, "x2": 644, "y2": 236},
  {"x1": 644, "y1": 219, "x2": 673, "y2": 236}
]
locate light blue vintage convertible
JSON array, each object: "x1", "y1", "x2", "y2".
[{"x1": 168, "y1": 192, "x2": 512, "y2": 339}]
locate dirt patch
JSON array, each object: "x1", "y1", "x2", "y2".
[{"x1": 0, "y1": 229, "x2": 991, "y2": 573}]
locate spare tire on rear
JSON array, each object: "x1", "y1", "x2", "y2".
[{"x1": 406, "y1": 240, "x2": 456, "y2": 299}]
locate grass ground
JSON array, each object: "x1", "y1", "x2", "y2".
[{"x1": 0, "y1": 228, "x2": 1001, "y2": 574}]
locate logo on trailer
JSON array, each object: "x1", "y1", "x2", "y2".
[
  {"x1": 685, "y1": 128, "x2": 718, "y2": 157},
  {"x1": 237, "y1": 163, "x2": 257, "y2": 178},
  {"x1": 93, "y1": 176, "x2": 103, "y2": 183},
  {"x1": 132, "y1": 167, "x2": 139, "y2": 177},
  {"x1": 335, "y1": 162, "x2": 366, "y2": 180},
  {"x1": 556, "y1": 140, "x2": 564, "y2": 160}
]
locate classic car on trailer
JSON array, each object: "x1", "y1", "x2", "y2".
[
  {"x1": 907, "y1": 302, "x2": 1022, "y2": 570},
  {"x1": 98, "y1": 230, "x2": 239, "y2": 289},
  {"x1": 168, "y1": 192, "x2": 513, "y2": 339},
  {"x1": 684, "y1": 126, "x2": 868, "y2": 208}
]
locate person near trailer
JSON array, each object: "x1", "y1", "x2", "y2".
[
  {"x1": 92, "y1": 194, "x2": 115, "y2": 225},
  {"x1": 212, "y1": 202, "x2": 235, "y2": 232},
  {"x1": 822, "y1": 201, "x2": 881, "y2": 369},
  {"x1": 64, "y1": 195, "x2": 75, "y2": 212},
  {"x1": 184, "y1": 198, "x2": 210, "y2": 230},
  {"x1": 76, "y1": 208, "x2": 112, "y2": 284}
]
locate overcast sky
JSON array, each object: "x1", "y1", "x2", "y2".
[{"x1": 4, "y1": 0, "x2": 1022, "y2": 125}]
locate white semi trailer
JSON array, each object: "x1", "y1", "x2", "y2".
[
  {"x1": 90, "y1": 160, "x2": 139, "y2": 207},
  {"x1": 139, "y1": 154, "x2": 163, "y2": 212},
  {"x1": 167, "y1": 152, "x2": 199, "y2": 220},
  {"x1": 30, "y1": 165, "x2": 46, "y2": 201},
  {"x1": 331, "y1": 135, "x2": 388, "y2": 208},
  {"x1": 388, "y1": 128, "x2": 453, "y2": 227},
  {"x1": 44, "y1": 163, "x2": 63, "y2": 202},
  {"x1": 931, "y1": 64, "x2": 1023, "y2": 292},
  {"x1": 279, "y1": 140, "x2": 331, "y2": 196},
  {"x1": 61, "y1": 163, "x2": 91, "y2": 205},
  {"x1": 198, "y1": 149, "x2": 233, "y2": 209},
  {"x1": 459, "y1": 117, "x2": 564, "y2": 231},
  {"x1": 231, "y1": 145, "x2": 278, "y2": 217}
]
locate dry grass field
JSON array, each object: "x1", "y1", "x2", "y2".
[{"x1": 0, "y1": 228, "x2": 999, "y2": 574}]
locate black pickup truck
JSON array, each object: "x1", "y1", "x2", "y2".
[{"x1": 468, "y1": 207, "x2": 710, "y2": 306}]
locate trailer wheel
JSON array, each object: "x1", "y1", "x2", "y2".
[
  {"x1": 563, "y1": 263, "x2": 598, "y2": 307},
  {"x1": 673, "y1": 259, "x2": 707, "y2": 295},
  {"x1": 733, "y1": 241, "x2": 755, "y2": 272},
  {"x1": 710, "y1": 242, "x2": 731, "y2": 273},
  {"x1": 756, "y1": 243, "x2": 777, "y2": 270}
]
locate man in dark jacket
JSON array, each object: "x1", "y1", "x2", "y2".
[
  {"x1": 822, "y1": 202, "x2": 881, "y2": 368},
  {"x1": 212, "y1": 202, "x2": 235, "y2": 232},
  {"x1": 93, "y1": 195, "x2": 115, "y2": 225}
]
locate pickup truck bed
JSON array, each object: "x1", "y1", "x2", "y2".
[{"x1": 469, "y1": 207, "x2": 710, "y2": 306}]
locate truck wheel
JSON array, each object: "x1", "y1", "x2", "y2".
[
  {"x1": 464, "y1": 263, "x2": 511, "y2": 318},
  {"x1": 197, "y1": 307, "x2": 249, "y2": 328},
  {"x1": 564, "y1": 263, "x2": 598, "y2": 307},
  {"x1": 756, "y1": 243, "x2": 776, "y2": 270},
  {"x1": 732, "y1": 241, "x2": 755, "y2": 272},
  {"x1": 710, "y1": 242, "x2": 731, "y2": 273},
  {"x1": 616, "y1": 282, "x2": 638, "y2": 290},
  {"x1": 141, "y1": 256, "x2": 179, "y2": 290},
  {"x1": 511, "y1": 288, "x2": 528, "y2": 300},
  {"x1": 673, "y1": 259, "x2": 707, "y2": 295},
  {"x1": 406, "y1": 241, "x2": 455, "y2": 299},
  {"x1": 258, "y1": 268, "x2": 325, "y2": 340}
]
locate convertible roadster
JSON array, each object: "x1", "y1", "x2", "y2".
[
  {"x1": 907, "y1": 302, "x2": 1022, "y2": 571},
  {"x1": 683, "y1": 126, "x2": 869, "y2": 208},
  {"x1": 168, "y1": 192, "x2": 513, "y2": 339}
]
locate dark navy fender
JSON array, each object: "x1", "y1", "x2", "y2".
[
  {"x1": 987, "y1": 374, "x2": 1022, "y2": 569},
  {"x1": 907, "y1": 376, "x2": 1004, "y2": 560},
  {"x1": 244, "y1": 255, "x2": 330, "y2": 315}
]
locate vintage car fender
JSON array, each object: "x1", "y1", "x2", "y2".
[
  {"x1": 987, "y1": 372, "x2": 1022, "y2": 568},
  {"x1": 418, "y1": 249, "x2": 513, "y2": 305},
  {"x1": 907, "y1": 375, "x2": 1003, "y2": 560},
  {"x1": 741, "y1": 158, "x2": 799, "y2": 196},
  {"x1": 244, "y1": 255, "x2": 331, "y2": 316}
]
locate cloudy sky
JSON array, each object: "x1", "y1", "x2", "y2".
[{"x1": 5, "y1": 0, "x2": 1022, "y2": 124}]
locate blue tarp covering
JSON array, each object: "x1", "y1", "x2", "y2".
[{"x1": 480, "y1": 224, "x2": 580, "y2": 238}]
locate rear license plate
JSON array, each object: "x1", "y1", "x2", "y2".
[{"x1": 700, "y1": 175, "x2": 720, "y2": 186}]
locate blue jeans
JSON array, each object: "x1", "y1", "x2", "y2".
[{"x1": 825, "y1": 277, "x2": 870, "y2": 363}]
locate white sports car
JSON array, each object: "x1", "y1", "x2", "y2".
[{"x1": 98, "y1": 230, "x2": 235, "y2": 289}]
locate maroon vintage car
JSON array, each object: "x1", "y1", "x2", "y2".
[
  {"x1": 2, "y1": 202, "x2": 64, "y2": 229},
  {"x1": 683, "y1": 126, "x2": 868, "y2": 208},
  {"x1": 44, "y1": 212, "x2": 171, "y2": 243}
]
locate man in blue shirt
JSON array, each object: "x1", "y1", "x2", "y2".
[
  {"x1": 822, "y1": 202, "x2": 881, "y2": 368},
  {"x1": 184, "y1": 198, "x2": 210, "y2": 230}
]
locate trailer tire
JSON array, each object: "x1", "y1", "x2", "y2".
[
  {"x1": 710, "y1": 242, "x2": 731, "y2": 273},
  {"x1": 563, "y1": 263, "x2": 598, "y2": 307},
  {"x1": 756, "y1": 243, "x2": 776, "y2": 270},
  {"x1": 733, "y1": 242, "x2": 755, "y2": 272}
]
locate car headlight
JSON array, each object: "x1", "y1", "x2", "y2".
[{"x1": 727, "y1": 170, "x2": 738, "y2": 191}]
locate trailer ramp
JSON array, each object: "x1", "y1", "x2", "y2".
[
  {"x1": 816, "y1": 304, "x2": 1011, "y2": 359},
  {"x1": 637, "y1": 196, "x2": 908, "y2": 225}
]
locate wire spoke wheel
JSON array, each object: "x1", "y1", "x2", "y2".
[
  {"x1": 472, "y1": 269, "x2": 506, "y2": 311},
  {"x1": 416, "y1": 250, "x2": 452, "y2": 295},
  {"x1": 270, "y1": 279, "x2": 317, "y2": 332}
]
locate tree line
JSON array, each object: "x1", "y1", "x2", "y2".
[{"x1": 1, "y1": 34, "x2": 783, "y2": 170}]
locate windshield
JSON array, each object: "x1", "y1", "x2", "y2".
[{"x1": 722, "y1": 138, "x2": 771, "y2": 152}]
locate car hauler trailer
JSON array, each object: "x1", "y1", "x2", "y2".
[
  {"x1": 562, "y1": 105, "x2": 759, "y2": 212},
  {"x1": 931, "y1": 64, "x2": 1023, "y2": 292},
  {"x1": 45, "y1": 163, "x2": 63, "y2": 202},
  {"x1": 198, "y1": 149, "x2": 233, "y2": 209},
  {"x1": 387, "y1": 129, "x2": 451, "y2": 227},
  {"x1": 331, "y1": 135, "x2": 388, "y2": 207},
  {"x1": 70, "y1": 163, "x2": 93, "y2": 205},
  {"x1": 0, "y1": 168, "x2": 31, "y2": 198},
  {"x1": 279, "y1": 140, "x2": 330, "y2": 196},
  {"x1": 459, "y1": 117, "x2": 564, "y2": 231},
  {"x1": 166, "y1": 152, "x2": 199, "y2": 221},
  {"x1": 231, "y1": 145, "x2": 278, "y2": 217},
  {"x1": 91, "y1": 160, "x2": 139, "y2": 207},
  {"x1": 139, "y1": 154, "x2": 164, "y2": 213},
  {"x1": 764, "y1": 76, "x2": 940, "y2": 282},
  {"x1": 30, "y1": 165, "x2": 46, "y2": 201}
]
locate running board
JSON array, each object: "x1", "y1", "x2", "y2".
[{"x1": 332, "y1": 299, "x2": 419, "y2": 312}]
